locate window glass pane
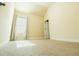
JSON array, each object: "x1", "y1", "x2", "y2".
[{"x1": 15, "y1": 16, "x2": 27, "y2": 34}]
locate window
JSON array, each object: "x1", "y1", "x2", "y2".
[
  {"x1": 15, "y1": 16, "x2": 27, "y2": 34},
  {"x1": 14, "y1": 16, "x2": 28, "y2": 40}
]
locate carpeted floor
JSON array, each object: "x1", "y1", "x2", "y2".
[{"x1": 0, "y1": 40, "x2": 79, "y2": 56}]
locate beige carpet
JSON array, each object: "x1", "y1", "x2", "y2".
[{"x1": 0, "y1": 40, "x2": 79, "y2": 56}]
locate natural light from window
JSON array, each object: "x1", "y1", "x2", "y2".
[
  {"x1": 15, "y1": 16, "x2": 27, "y2": 34},
  {"x1": 15, "y1": 41, "x2": 36, "y2": 48}
]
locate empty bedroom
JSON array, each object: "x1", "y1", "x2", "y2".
[{"x1": 0, "y1": 2, "x2": 79, "y2": 56}]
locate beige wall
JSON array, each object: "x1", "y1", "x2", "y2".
[
  {"x1": 0, "y1": 3, "x2": 14, "y2": 45},
  {"x1": 28, "y1": 14, "x2": 44, "y2": 39},
  {"x1": 14, "y1": 11, "x2": 44, "y2": 40},
  {"x1": 44, "y1": 3, "x2": 79, "y2": 42}
]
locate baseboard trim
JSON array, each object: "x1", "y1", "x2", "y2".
[
  {"x1": 28, "y1": 37, "x2": 44, "y2": 40},
  {"x1": 51, "y1": 36, "x2": 79, "y2": 43}
]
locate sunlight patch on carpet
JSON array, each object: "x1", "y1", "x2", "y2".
[{"x1": 15, "y1": 41, "x2": 36, "y2": 48}]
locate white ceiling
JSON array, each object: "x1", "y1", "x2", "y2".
[{"x1": 14, "y1": 2, "x2": 52, "y2": 17}]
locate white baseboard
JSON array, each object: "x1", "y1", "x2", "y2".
[
  {"x1": 51, "y1": 36, "x2": 79, "y2": 43},
  {"x1": 28, "y1": 37, "x2": 44, "y2": 40}
]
